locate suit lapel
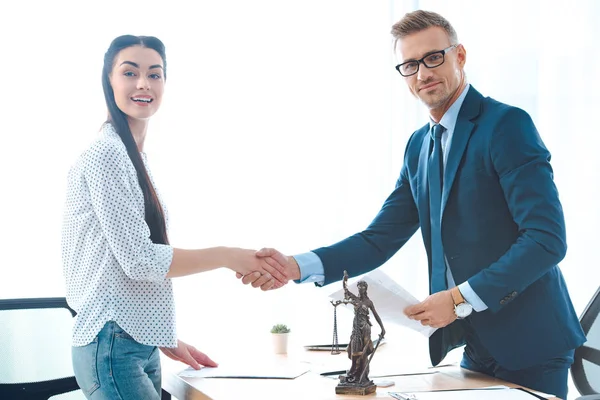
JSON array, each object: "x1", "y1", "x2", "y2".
[{"x1": 440, "y1": 88, "x2": 483, "y2": 215}]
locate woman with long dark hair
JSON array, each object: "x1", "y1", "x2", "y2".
[{"x1": 61, "y1": 35, "x2": 286, "y2": 399}]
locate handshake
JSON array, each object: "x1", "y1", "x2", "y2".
[{"x1": 232, "y1": 248, "x2": 300, "y2": 291}]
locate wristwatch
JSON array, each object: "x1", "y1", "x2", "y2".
[{"x1": 451, "y1": 286, "x2": 473, "y2": 319}]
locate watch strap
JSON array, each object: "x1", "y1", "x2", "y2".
[{"x1": 451, "y1": 286, "x2": 465, "y2": 305}]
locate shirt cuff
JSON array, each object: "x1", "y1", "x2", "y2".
[
  {"x1": 292, "y1": 252, "x2": 325, "y2": 285},
  {"x1": 459, "y1": 281, "x2": 488, "y2": 312},
  {"x1": 152, "y1": 244, "x2": 174, "y2": 282}
]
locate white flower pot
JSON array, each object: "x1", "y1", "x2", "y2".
[{"x1": 271, "y1": 333, "x2": 289, "y2": 354}]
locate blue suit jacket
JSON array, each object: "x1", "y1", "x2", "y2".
[{"x1": 313, "y1": 86, "x2": 585, "y2": 370}]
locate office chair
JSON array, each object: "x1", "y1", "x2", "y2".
[
  {"x1": 0, "y1": 297, "x2": 82, "y2": 399},
  {"x1": 572, "y1": 286, "x2": 600, "y2": 400}
]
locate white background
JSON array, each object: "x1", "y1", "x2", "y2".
[{"x1": 0, "y1": 1, "x2": 598, "y2": 398}]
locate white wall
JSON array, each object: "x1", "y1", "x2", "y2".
[{"x1": 0, "y1": 4, "x2": 597, "y2": 397}]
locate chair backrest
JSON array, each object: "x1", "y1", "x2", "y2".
[
  {"x1": 0, "y1": 297, "x2": 81, "y2": 399},
  {"x1": 572, "y1": 286, "x2": 600, "y2": 395}
]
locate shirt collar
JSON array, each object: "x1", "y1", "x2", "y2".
[
  {"x1": 429, "y1": 83, "x2": 471, "y2": 132},
  {"x1": 102, "y1": 122, "x2": 146, "y2": 157}
]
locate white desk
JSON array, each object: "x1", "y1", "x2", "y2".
[{"x1": 161, "y1": 340, "x2": 560, "y2": 400}]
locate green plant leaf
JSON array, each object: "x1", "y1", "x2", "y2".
[{"x1": 270, "y1": 323, "x2": 290, "y2": 333}]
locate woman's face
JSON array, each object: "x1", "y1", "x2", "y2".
[{"x1": 109, "y1": 45, "x2": 165, "y2": 121}]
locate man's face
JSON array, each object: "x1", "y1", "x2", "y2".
[{"x1": 395, "y1": 27, "x2": 466, "y2": 111}]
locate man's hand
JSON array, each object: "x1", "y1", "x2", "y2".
[
  {"x1": 227, "y1": 248, "x2": 289, "y2": 289},
  {"x1": 235, "y1": 248, "x2": 301, "y2": 290},
  {"x1": 159, "y1": 339, "x2": 218, "y2": 370},
  {"x1": 404, "y1": 290, "x2": 456, "y2": 329}
]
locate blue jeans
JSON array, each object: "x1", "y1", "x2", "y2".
[
  {"x1": 72, "y1": 321, "x2": 162, "y2": 400},
  {"x1": 459, "y1": 320, "x2": 574, "y2": 399}
]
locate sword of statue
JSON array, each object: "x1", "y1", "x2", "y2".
[{"x1": 358, "y1": 332, "x2": 384, "y2": 384}]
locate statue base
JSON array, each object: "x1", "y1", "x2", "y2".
[{"x1": 335, "y1": 378, "x2": 377, "y2": 395}]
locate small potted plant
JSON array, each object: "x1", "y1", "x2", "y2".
[{"x1": 270, "y1": 324, "x2": 291, "y2": 354}]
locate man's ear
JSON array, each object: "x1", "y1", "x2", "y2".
[{"x1": 456, "y1": 44, "x2": 467, "y2": 68}]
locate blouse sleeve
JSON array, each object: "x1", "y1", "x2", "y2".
[{"x1": 83, "y1": 138, "x2": 173, "y2": 282}]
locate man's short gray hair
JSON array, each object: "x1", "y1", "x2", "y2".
[{"x1": 391, "y1": 10, "x2": 458, "y2": 46}]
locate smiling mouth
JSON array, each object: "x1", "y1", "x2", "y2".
[
  {"x1": 419, "y1": 82, "x2": 440, "y2": 91},
  {"x1": 131, "y1": 97, "x2": 153, "y2": 103}
]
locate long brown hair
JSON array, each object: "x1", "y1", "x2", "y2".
[{"x1": 101, "y1": 35, "x2": 169, "y2": 245}]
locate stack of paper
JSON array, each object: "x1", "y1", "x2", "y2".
[
  {"x1": 389, "y1": 386, "x2": 548, "y2": 399},
  {"x1": 178, "y1": 361, "x2": 309, "y2": 379}
]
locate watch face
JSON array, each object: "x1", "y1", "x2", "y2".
[{"x1": 455, "y1": 303, "x2": 473, "y2": 318}]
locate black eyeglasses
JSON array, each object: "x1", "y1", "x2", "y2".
[{"x1": 395, "y1": 45, "x2": 457, "y2": 77}]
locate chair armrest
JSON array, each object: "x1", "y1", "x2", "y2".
[{"x1": 0, "y1": 297, "x2": 76, "y2": 317}]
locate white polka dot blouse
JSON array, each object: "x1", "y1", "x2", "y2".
[{"x1": 61, "y1": 123, "x2": 177, "y2": 348}]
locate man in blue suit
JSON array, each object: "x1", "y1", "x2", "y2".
[{"x1": 244, "y1": 10, "x2": 585, "y2": 399}]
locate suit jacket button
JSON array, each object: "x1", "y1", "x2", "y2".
[
  {"x1": 500, "y1": 299, "x2": 506, "y2": 305},
  {"x1": 511, "y1": 291, "x2": 517, "y2": 297}
]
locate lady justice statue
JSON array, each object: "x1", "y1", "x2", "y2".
[{"x1": 331, "y1": 270, "x2": 386, "y2": 395}]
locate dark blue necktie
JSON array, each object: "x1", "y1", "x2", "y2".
[{"x1": 429, "y1": 124, "x2": 446, "y2": 294}]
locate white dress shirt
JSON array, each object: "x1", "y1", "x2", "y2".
[{"x1": 62, "y1": 123, "x2": 176, "y2": 347}]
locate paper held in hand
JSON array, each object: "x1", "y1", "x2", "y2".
[{"x1": 328, "y1": 268, "x2": 437, "y2": 337}]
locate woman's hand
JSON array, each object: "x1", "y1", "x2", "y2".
[
  {"x1": 227, "y1": 248, "x2": 289, "y2": 286},
  {"x1": 160, "y1": 339, "x2": 218, "y2": 370}
]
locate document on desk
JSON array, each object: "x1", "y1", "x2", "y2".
[
  {"x1": 328, "y1": 269, "x2": 437, "y2": 337},
  {"x1": 178, "y1": 361, "x2": 310, "y2": 379},
  {"x1": 389, "y1": 387, "x2": 547, "y2": 399}
]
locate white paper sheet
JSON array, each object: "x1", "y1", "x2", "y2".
[
  {"x1": 178, "y1": 361, "x2": 309, "y2": 379},
  {"x1": 328, "y1": 269, "x2": 437, "y2": 337},
  {"x1": 389, "y1": 386, "x2": 544, "y2": 399}
]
